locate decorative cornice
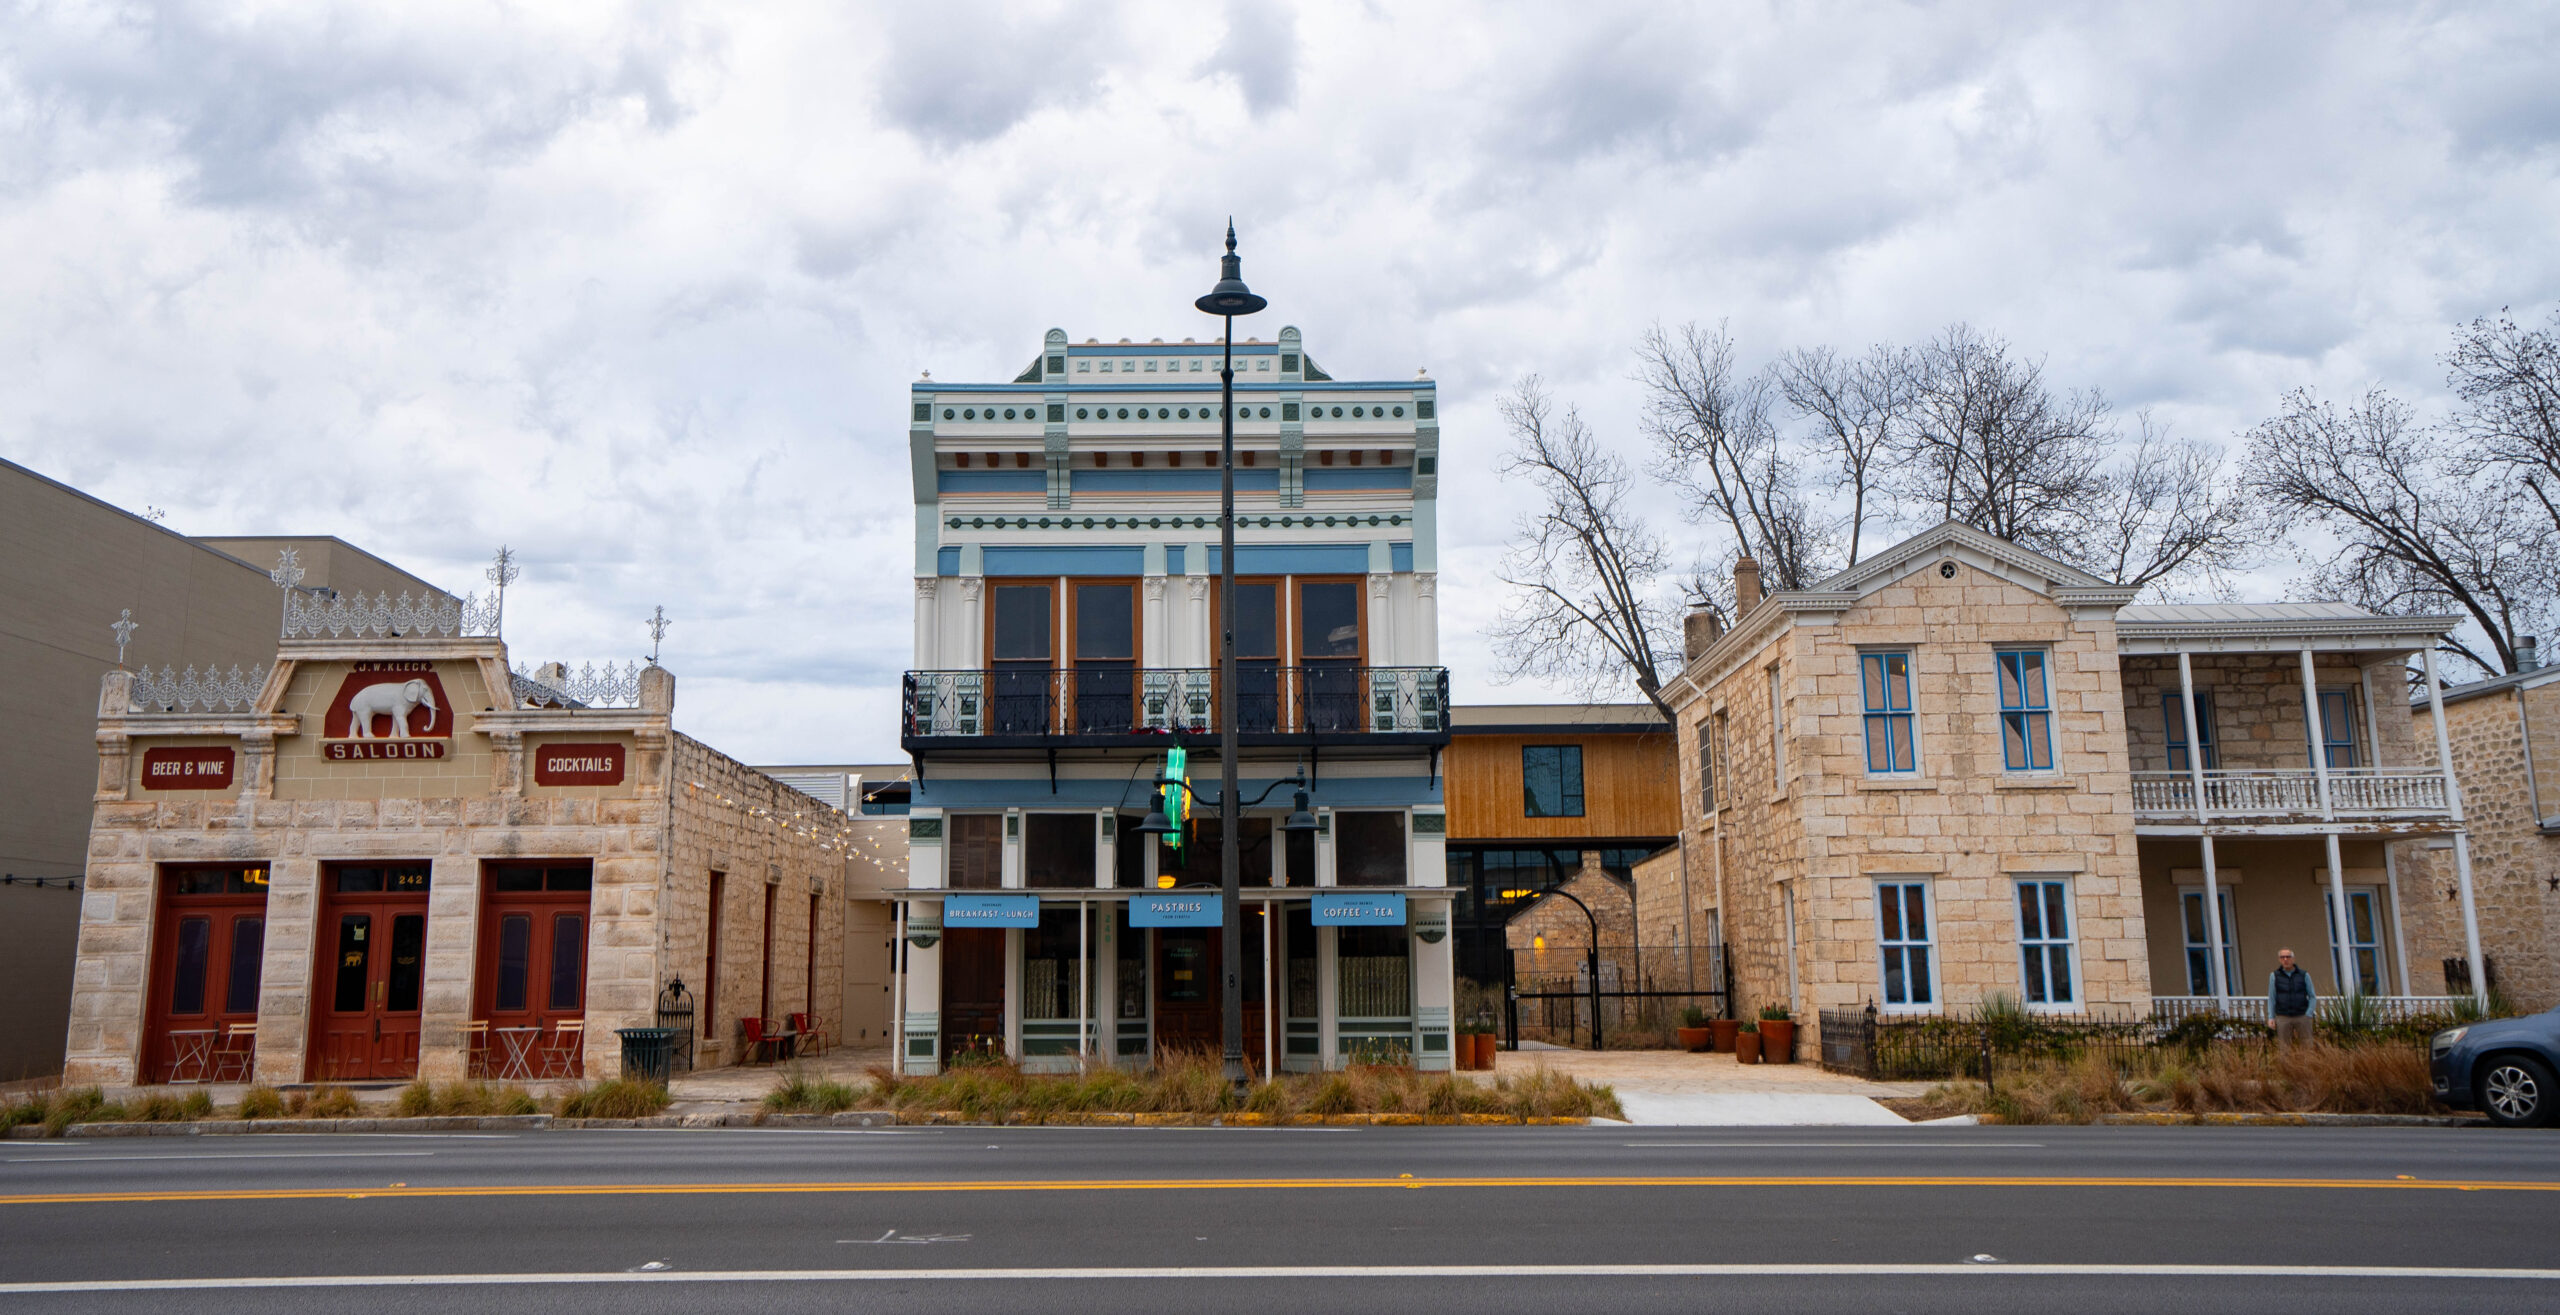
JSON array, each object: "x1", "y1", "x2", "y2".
[{"x1": 943, "y1": 512, "x2": 1410, "y2": 532}]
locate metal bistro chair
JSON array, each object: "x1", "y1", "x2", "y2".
[
  {"x1": 210, "y1": 1022, "x2": 258, "y2": 1084},
  {"x1": 740, "y1": 1017, "x2": 784, "y2": 1065},
  {"x1": 789, "y1": 1011, "x2": 829, "y2": 1058},
  {"x1": 461, "y1": 1020, "x2": 490, "y2": 1079},
  {"x1": 537, "y1": 1018, "x2": 586, "y2": 1080}
]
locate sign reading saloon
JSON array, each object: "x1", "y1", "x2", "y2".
[
  {"x1": 140, "y1": 747, "x2": 235, "y2": 790},
  {"x1": 321, "y1": 662, "x2": 454, "y2": 761},
  {"x1": 533, "y1": 742, "x2": 626, "y2": 787}
]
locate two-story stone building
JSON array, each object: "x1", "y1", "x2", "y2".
[
  {"x1": 1644, "y1": 522, "x2": 2478, "y2": 1043},
  {"x1": 893, "y1": 327, "x2": 1455, "y2": 1075}
]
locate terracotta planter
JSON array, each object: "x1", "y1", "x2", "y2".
[
  {"x1": 1734, "y1": 1031, "x2": 1762, "y2": 1064},
  {"x1": 1709, "y1": 1018, "x2": 1740, "y2": 1053},
  {"x1": 1464, "y1": 1033, "x2": 1494, "y2": 1070},
  {"x1": 1676, "y1": 1026, "x2": 1712, "y2": 1053},
  {"x1": 1760, "y1": 1019, "x2": 1796, "y2": 1063},
  {"x1": 1456, "y1": 1033, "x2": 1476, "y2": 1070}
]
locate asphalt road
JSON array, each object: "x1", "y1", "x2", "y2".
[{"x1": 5, "y1": 1123, "x2": 2559, "y2": 1313}]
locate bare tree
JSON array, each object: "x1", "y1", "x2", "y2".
[
  {"x1": 1772, "y1": 342, "x2": 1907, "y2": 569},
  {"x1": 2082, "y1": 413, "x2": 2264, "y2": 591},
  {"x1": 2243, "y1": 387, "x2": 2555, "y2": 676},
  {"x1": 1895, "y1": 324, "x2": 2113, "y2": 555},
  {"x1": 1489, "y1": 377, "x2": 1681, "y2": 719},
  {"x1": 2446, "y1": 307, "x2": 2560, "y2": 532},
  {"x1": 1638, "y1": 322, "x2": 1834, "y2": 590}
]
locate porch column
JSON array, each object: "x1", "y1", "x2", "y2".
[
  {"x1": 2176, "y1": 651, "x2": 2229, "y2": 1001},
  {"x1": 1263, "y1": 902, "x2": 1276, "y2": 1080},
  {"x1": 914, "y1": 578, "x2": 938, "y2": 669},
  {"x1": 2300, "y1": 648, "x2": 2357, "y2": 997},
  {"x1": 1077, "y1": 900, "x2": 1090, "y2": 1061},
  {"x1": 890, "y1": 901, "x2": 907, "y2": 1073},
  {"x1": 2422, "y1": 646, "x2": 2489, "y2": 1007}
]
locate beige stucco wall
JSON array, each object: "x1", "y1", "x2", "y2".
[{"x1": 2135, "y1": 836, "x2": 2400, "y2": 999}]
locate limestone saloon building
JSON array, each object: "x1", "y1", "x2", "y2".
[{"x1": 64, "y1": 582, "x2": 850, "y2": 1087}]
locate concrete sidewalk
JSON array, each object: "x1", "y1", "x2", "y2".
[{"x1": 1480, "y1": 1044, "x2": 1935, "y2": 1126}]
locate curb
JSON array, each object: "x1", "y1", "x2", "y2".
[
  {"x1": 2095, "y1": 1111, "x2": 2485, "y2": 1128},
  {"x1": 10, "y1": 1109, "x2": 1590, "y2": 1136}
]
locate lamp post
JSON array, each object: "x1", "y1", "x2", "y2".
[{"x1": 1196, "y1": 222, "x2": 1268, "y2": 1087}]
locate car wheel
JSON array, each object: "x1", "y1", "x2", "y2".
[{"x1": 2480, "y1": 1055, "x2": 2558, "y2": 1129}]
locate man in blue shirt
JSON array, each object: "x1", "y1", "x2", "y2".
[{"x1": 2269, "y1": 948, "x2": 2316, "y2": 1048}]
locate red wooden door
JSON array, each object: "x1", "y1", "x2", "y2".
[
  {"x1": 143, "y1": 865, "x2": 270, "y2": 1082},
  {"x1": 940, "y1": 928, "x2": 1005, "y2": 1060},
  {"x1": 477, "y1": 863, "x2": 593, "y2": 1075},
  {"x1": 1152, "y1": 926, "x2": 1266, "y2": 1067},
  {"x1": 309, "y1": 864, "x2": 429, "y2": 1081}
]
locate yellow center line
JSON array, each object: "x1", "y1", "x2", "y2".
[{"x1": 2, "y1": 1175, "x2": 2554, "y2": 1206}]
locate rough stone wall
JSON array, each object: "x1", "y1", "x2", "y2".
[
  {"x1": 1503, "y1": 854, "x2": 1637, "y2": 983},
  {"x1": 1678, "y1": 625, "x2": 1808, "y2": 1027},
  {"x1": 2119, "y1": 654, "x2": 2417, "y2": 772},
  {"x1": 2400, "y1": 680, "x2": 2560, "y2": 1009},
  {"x1": 663, "y1": 736, "x2": 849, "y2": 1069}
]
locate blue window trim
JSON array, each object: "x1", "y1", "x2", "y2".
[
  {"x1": 2164, "y1": 691, "x2": 2218, "y2": 771},
  {"x1": 1875, "y1": 879, "x2": 1935, "y2": 1010},
  {"x1": 2014, "y1": 878, "x2": 2077, "y2": 1009},
  {"x1": 1520, "y1": 745, "x2": 1585, "y2": 819},
  {"x1": 1859, "y1": 652, "x2": 1917, "y2": 774},
  {"x1": 1996, "y1": 650, "x2": 2054, "y2": 772},
  {"x1": 2312, "y1": 688, "x2": 2362, "y2": 770}
]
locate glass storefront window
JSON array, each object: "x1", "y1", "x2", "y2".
[
  {"x1": 1335, "y1": 812, "x2": 1407, "y2": 886},
  {"x1": 1023, "y1": 907, "x2": 1089, "y2": 1021},
  {"x1": 1024, "y1": 814, "x2": 1095, "y2": 888},
  {"x1": 1337, "y1": 925, "x2": 1411, "y2": 1018}
]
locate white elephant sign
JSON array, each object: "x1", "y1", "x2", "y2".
[{"x1": 323, "y1": 664, "x2": 455, "y2": 760}]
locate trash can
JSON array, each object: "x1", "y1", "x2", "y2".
[{"x1": 616, "y1": 1027, "x2": 677, "y2": 1084}]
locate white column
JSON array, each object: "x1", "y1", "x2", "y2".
[
  {"x1": 958, "y1": 577, "x2": 985, "y2": 667},
  {"x1": 1143, "y1": 577, "x2": 1168, "y2": 669},
  {"x1": 1078, "y1": 901, "x2": 1090, "y2": 1061},
  {"x1": 914, "y1": 578, "x2": 939, "y2": 668},
  {"x1": 1367, "y1": 572, "x2": 1393, "y2": 667},
  {"x1": 1317, "y1": 924, "x2": 1340, "y2": 1070},
  {"x1": 2422, "y1": 646, "x2": 2489, "y2": 1007},
  {"x1": 2177, "y1": 651, "x2": 2229, "y2": 1001},
  {"x1": 2382, "y1": 843, "x2": 2414, "y2": 995},
  {"x1": 890, "y1": 901, "x2": 907, "y2": 1075},
  {"x1": 2301, "y1": 648, "x2": 2356, "y2": 996},
  {"x1": 1262, "y1": 903, "x2": 1276, "y2": 1080},
  {"x1": 1413, "y1": 572, "x2": 1439, "y2": 665},
  {"x1": 1003, "y1": 925, "x2": 1023, "y2": 1060}
]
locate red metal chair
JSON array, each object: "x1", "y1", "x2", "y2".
[
  {"x1": 789, "y1": 1012, "x2": 829, "y2": 1058},
  {"x1": 740, "y1": 1016, "x2": 780, "y2": 1065}
]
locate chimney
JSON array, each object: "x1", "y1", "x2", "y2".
[
  {"x1": 1733, "y1": 557, "x2": 1762, "y2": 613},
  {"x1": 1682, "y1": 607, "x2": 1724, "y2": 663},
  {"x1": 2522, "y1": 636, "x2": 2542, "y2": 673}
]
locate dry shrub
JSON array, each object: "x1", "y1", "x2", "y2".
[
  {"x1": 399, "y1": 1081, "x2": 537, "y2": 1117},
  {"x1": 297, "y1": 1085, "x2": 360, "y2": 1118},
  {"x1": 846, "y1": 1050, "x2": 1621, "y2": 1122},
  {"x1": 764, "y1": 1065, "x2": 860, "y2": 1114},
  {"x1": 1924, "y1": 1041, "x2": 2441, "y2": 1123},
  {"x1": 236, "y1": 1085, "x2": 287, "y2": 1120},
  {"x1": 557, "y1": 1079, "x2": 672, "y2": 1119}
]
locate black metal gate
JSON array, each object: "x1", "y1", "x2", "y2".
[{"x1": 1504, "y1": 943, "x2": 1729, "y2": 1050}]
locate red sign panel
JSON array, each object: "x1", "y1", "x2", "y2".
[
  {"x1": 322, "y1": 662, "x2": 455, "y2": 746},
  {"x1": 534, "y1": 742, "x2": 626, "y2": 787},
  {"x1": 140, "y1": 747, "x2": 235, "y2": 790}
]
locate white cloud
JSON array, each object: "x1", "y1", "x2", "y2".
[{"x1": 2, "y1": 1, "x2": 2555, "y2": 760}]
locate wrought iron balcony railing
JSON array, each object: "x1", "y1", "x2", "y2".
[
  {"x1": 2130, "y1": 768, "x2": 2452, "y2": 823},
  {"x1": 902, "y1": 665, "x2": 1449, "y2": 739}
]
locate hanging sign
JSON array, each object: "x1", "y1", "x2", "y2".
[
  {"x1": 1313, "y1": 891, "x2": 1407, "y2": 925},
  {"x1": 140, "y1": 746, "x2": 235, "y2": 790},
  {"x1": 1130, "y1": 892, "x2": 1223, "y2": 927},
  {"x1": 943, "y1": 894, "x2": 1040, "y2": 926},
  {"x1": 534, "y1": 742, "x2": 626, "y2": 786}
]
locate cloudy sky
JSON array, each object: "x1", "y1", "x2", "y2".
[{"x1": 5, "y1": 1, "x2": 2556, "y2": 764}]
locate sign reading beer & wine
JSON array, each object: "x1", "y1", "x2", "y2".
[
  {"x1": 321, "y1": 661, "x2": 455, "y2": 761},
  {"x1": 140, "y1": 746, "x2": 235, "y2": 790}
]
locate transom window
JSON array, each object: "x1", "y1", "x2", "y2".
[
  {"x1": 1874, "y1": 880, "x2": 1935, "y2": 1010},
  {"x1": 1859, "y1": 652, "x2": 1916, "y2": 773},
  {"x1": 2014, "y1": 879, "x2": 2077, "y2": 1009},
  {"x1": 1996, "y1": 650, "x2": 2054, "y2": 772},
  {"x1": 1522, "y1": 745, "x2": 1585, "y2": 818}
]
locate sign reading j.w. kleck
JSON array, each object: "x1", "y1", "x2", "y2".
[
  {"x1": 1129, "y1": 893, "x2": 1223, "y2": 928},
  {"x1": 943, "y1": 894, "x2": 1040, "y2": 926},
  {"x1": 1313, "y1": 892, "x2": 1407, "y2": 925}
]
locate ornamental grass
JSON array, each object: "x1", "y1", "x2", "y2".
[
  {"x1": 773, "y1": 1047, "x2": 1622, "y2": 1122},
  {"x1": 555, "y1": 1078, "x2": 673, "y2": 1119},
  {"x1": 394, "y1": 1080, "x2": 541, "y2": 1117},
  {"x1": 1908, "y1": 1040, "x2": 2444, "y2": 1124}
]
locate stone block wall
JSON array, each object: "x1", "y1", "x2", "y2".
[
  {"x1": 2401, "y1": 680, "x2": 2560, "y2": 1009},
  {"x1": 2119, "y1": 653, "x2": 2419, "y2": 772}
]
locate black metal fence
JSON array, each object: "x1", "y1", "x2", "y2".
[
  {"x1": 1819, "y1": 1000, "x2": 2463, "y2": 1083},
  {"x1": 1506, "y1": 944, "x2": 1728, "y2": 1050}
]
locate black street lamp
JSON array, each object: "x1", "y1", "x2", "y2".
[{"x1": 1196, "y1": 221, "x2": 1268, "y2": 1088}]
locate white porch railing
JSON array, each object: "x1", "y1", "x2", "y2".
[
  {"x1": 2130, "y1": 769, "x2": 2452, "y2": 822},
  {"x1": 2151, "y1": 995, "x2": 2465, "y2": 1024}
]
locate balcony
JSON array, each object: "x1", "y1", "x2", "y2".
[
  {"x1": 901, "y1": 665, "x2": 1449, "y2": 745},
  {"x1": 2130, "y1": 768, "x2": 2454, "y2": 829}
]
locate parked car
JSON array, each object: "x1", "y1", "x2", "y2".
[{"x1": 2432, "y1": 1010, "x2": 2560, "y2": 1127}]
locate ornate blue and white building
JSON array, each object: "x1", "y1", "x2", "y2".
[{"x1": 893, "y1": 326, "x2": 1455, "y2": 1075}]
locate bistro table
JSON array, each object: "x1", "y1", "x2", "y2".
[
  {"x1": 165, "y1": 1030, "x2": 219, "y2": 1084},
  {"x1": 492, "y1": 1027, "x2": 543, "y2": 1082}
]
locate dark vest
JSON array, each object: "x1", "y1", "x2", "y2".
[{"x1": 2271, "y1": 966, "x2": 2312, "y2": 1016}]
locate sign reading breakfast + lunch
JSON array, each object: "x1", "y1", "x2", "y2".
[
  {"x1": 321, "y1": 662, "x2": 455, "y2": 761},
  {"x1": 533, "y1": 742, "x2": 626, "y2": 787}
]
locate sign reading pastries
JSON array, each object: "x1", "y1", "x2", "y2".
[
  {"x1": 140, "y1": 747, "x2": 235, "y2": 790},
  {"x1": 534, "y1": 742, "x2": 626, "y2": 786},
  {"x1": 321, "y1": 661, "x2": 454, "y2": 761}
]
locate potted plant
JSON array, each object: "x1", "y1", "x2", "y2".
[
  {"x1": 1734, "y1": 1020, "x2": 1762, "y2": 1064},
  {"x1": 1710, "y1": 1016, "x2": 1741, "y2": 1053},
  {"x1": 1457, "y1": 1018, "x2": 1495, "y2": 1070},
  {"x1": 1758, "y1": 1004, "x2": 1797, "y2": 1063},
  {"x1": 1676, "y1": 1006, "x2": 1713, "y2": 1053}
]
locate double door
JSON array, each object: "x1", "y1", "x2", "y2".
[
  {"x1": 1214, "y1": 577, "x2": 1365, "y2": 732},
  {"x1": 988, "y1": 580, "x2": 1140, "y2": 733},
  {"x1": 309, "y1": 865, "x2": 429, "y2": 1081},
  {"x1": 1151, "y1": 926, "x2": 1267, "y2": 1066}
]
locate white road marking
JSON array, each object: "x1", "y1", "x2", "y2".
[
  {"x1": 1621, "y1": 1141, "x2": 2047, "y2": 1148},
  {"x1": 839, "y1": 1230, "x2": 972, "y2": 1245},
  {"x1": 6, "y1": 1264, "x2": 2558, "y2": 1292},
  {"x1": 7, "y1": 1151, "x2": 437, "y2": 1163}
]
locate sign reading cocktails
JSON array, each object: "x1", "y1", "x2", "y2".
[{"x1": 533, "y1": 742, "x2": 626, "y2": 786}]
